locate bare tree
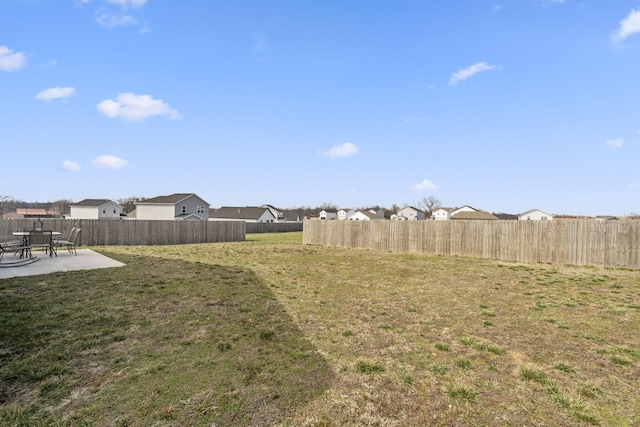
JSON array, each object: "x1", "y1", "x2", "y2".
[
  {"x1": 419, "y1": 196, "x2": 441, "y2": 218},
  {"x1": 51, "y1": 199, "x2": 73, "y2": 217},
  {"x1": 118, "y1": 196, "x2": 144, "y2": 214},
  {"x1": 0, "y1": 195, "x2": 15, "y2": 216}
]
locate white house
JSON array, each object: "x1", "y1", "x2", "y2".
[
  {"x1": 135, "y1": 193, "x2": 210, "y2": 221},
  {"x1": 348, "y1": 210, "x2": 385, "y2": 221},
  {"x1": 209, "y1": 206, "x2": 276, "y2": 223},
  {"x1": 337, "y1": 209, "x2": 356, "y2": 220},
  {"x1": 68, "y1": 199, "x2": 124, "y2": 219},
  {"x1": 319, "y1": 210, "x2": 337, "y2": 220},
  {"x1": 518, "y1": 209, "x2": 553, "y2": 221},
  {"x1": 393, "y1": 206, "x2": 425, "y2": 221},
  {"x1": 432, "y1": 205, "x2": 478, "y2": 220},
  {"x1": 451, "y1": 211, "x2": 499, "y2": 220},
  {"x1": 432, "y1": 207, "x2": 454, "y2": 220}
]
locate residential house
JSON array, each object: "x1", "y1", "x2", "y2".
[
  {"x1": 451, "y1": 211, "x2": 499, "y2": 220},
  {"x1": 337, "y1": 209, "x2": 356, "y2": 220},
  {"x1": 432, "y1": 207, "x2": 455, "y2": 220},
  {"x1": 260, "y1": 204, "x2": 284, "y2": 221},
  {"x1": 280, "y1": 209, "x2": 306, "y2": 223},
  {"x1": 319, "y1": 209, "x2": 337, "y2": 220},
  {"x1": 209, "y1": 206, "x2": 276, "y2": 223},
  {"x1": 68, "y1": 199, "x2": 124, "y2": 219},
  {"x1": 135, "y1": 193, "x2": 210, "y2": 221},
  {"x1": 432, "y1": 205, "x2": 478, "y2": 220},
  {"x1": 518, "y1": 209, "x2": 553, "y2": 221},
  {"x1": 393, "y1": 206, "x2": 425, "y2": 221},
  {"x1": 3, "y1": 208, "x2": 58, "y2": 220},
  {"x1": 348, "y1": 210, "x2": 385, "y2": 221}
]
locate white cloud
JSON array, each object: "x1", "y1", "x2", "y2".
[
  {"x1": 606, "y1": 138, "x2": 624, "y2": 148},
  {"x1": 411, "y1": 179, "x2": 439, "y2": 193},
  {"x1": 96, "y1": 92, "x2": 181, "y2": 121},
  {"x1": 35, "y1": 86, "x2": 76, "y2": 102},
  {"x1": 538, "y1": 0, "x2": 565, "y2": 6},
  {"x1": 105, "y1": 0, "x2": 147, "y2": 9},
  {"x1": 493, "y1": 5, "x2": 502, "y2": 12},
  {"x1": 0, "y1": 45, "x2": 27, "y2": 71},
  {"x1": 91, "y1": 155, "x2": 128, "y2": 169},
  {"x1": 449, "y1": 62, "x2": 497, "y2": 86},
  {"x1": 322, "y1": 142, "x2": 359, "y2": 158},
  {"x1": 96, "y1": 9, "x2": 137, "y2": 28},
  {"x1": 611, "y1": 9, "x2": 640, "y2": 43},
  {"x1": 62, "y1": 160, "x2": 82, "y2": 172}
]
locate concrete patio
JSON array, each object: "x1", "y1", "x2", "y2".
[{"x1": 0, "y1": 248, "x2": 126, "y2": 280}]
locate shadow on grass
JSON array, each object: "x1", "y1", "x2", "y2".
[{"x1": 0, "y1": 251, "x2": 333, "y2": 426}]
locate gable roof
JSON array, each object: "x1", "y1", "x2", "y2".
[
  {"x1": 210, "y1": 206, "x2": 274, "y2": 220},
  {"x1": 398, "y1": 206, "x2": 422, "y2": 213},
  {"x1": 137, "y1": 193, "x2": 210, "y2": 206},
  {"x1": 71, "y1": 199, "x2": 117, "y2": 207},
  {"x1": 518, "y1": 209, "x2": 552, "y2": 217}
]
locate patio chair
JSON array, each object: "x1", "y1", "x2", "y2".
[
  {"x1": 54, "y1": 227, "x2": 81, "y2": 255},
  {"x1": 53, "y1": 227, "x2": 76, "y2": 245},
  {"x1": 28, "y1": 230, "x2": 56, "y2": 257},
  {"x1": 0, "y1": 239, "x2": 36, "y2": 266}
]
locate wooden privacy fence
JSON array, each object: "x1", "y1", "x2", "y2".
[
  {"x1": 245, "y1": 222, "x2": 303, "y2": 233},
  {"x1": 0, "y1": 219, "x2": 245, "y2": 246},
  {"x1": 303, "y1": 219, "x2": 640, "y2": 269}
]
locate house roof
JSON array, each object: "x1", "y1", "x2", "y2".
[
  {"x1": 71, "y1": 199, "x2": 117, "y2": 207},
  {"x1": 210, "y1": 206, "x2": 274, "y2": 220},
  {"x1": 16, "y1": 208, "x2": 49, "y2": 216},
  {"x1": 137, "y1": 193, "x2": 208, "y2": 205},
  {"x1": 355, "y1": 210, "x2": 385, "y2": 220},
  {"x1": 281, "y1": 210, "x2": 305, "y2": 221},
  {"x1": 494, "y1": 213, "x2": 518, "y2": 220},
  {"x1": 433, "y1": 207, "x2": 455, "y2": 213},
  {"x1": 398, "y1": 206, "x2": 422, "y2": 213},
  {"x1": 451, "y1": 211, "x2": 499, "y2": 220}
]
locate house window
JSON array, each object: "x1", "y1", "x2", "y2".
[
  {"x1": 113, "y1": 209, "x2": 117, "y2": 214},
  {"x1": 197, "y1": 206, "x2": 205, "y2": 214},
  {"x1": 102, "y1": 208, "x2": 106, "y2": 214},
  {"x1": 182, "y1": 205, "x2": 187, "y2": 214}
]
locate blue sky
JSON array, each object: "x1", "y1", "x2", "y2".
[{"x1": 1, "y1": 0, "x2": 639, "y2": 216}]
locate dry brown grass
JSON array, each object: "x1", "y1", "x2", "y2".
[{"x1": 1, "y1": 232, "x2": 639, "y2": 426}]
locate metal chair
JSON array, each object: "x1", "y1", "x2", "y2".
[
  {"x1": 28, "y1": 230, "x2": 56, "y2": 257},
  {"x1": 54, "y1": 227, "x2": 81, "y2": 255},
  {"x1": 0, "y1": 239, "x2": 36, "y2": 266}
]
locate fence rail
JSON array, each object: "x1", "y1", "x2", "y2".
[
  {"x1": 0, "y1": 219, "x2": 245, "y2": 246},
  {"x1": 303, "y1": 219, "x2": 640, "y2": 269}
]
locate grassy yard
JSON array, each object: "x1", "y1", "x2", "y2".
[{"x1": 1, "y1": 232, "x2": 640, "y2": 426}]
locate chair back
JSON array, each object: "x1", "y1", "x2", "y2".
[
  {"x1": 70, "y1": 228, "x2": 82, "y2": 244},
  {"x1": 29, "y1": 230, "x2": 53, "y2": 246}
]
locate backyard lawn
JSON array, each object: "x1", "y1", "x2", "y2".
[{"x1": 1, "y1": 232, "x2": 639, "y2": 426}]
